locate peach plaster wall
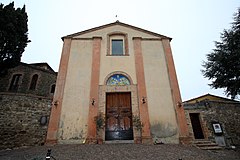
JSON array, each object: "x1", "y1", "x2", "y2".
[{"x1": 57, "y1": 39, "x2": 93, "y2": 144}]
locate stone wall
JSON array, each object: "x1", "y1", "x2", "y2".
[
  {"x1": 0, "y1": 93, "x2": 52, "y2": 149},
  {"x1": 184, "y1": 100, "x2": 240, "y2": 146}
]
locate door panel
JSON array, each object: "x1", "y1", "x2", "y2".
[{"x1": 105, "y1": 92, "x2": 133, "y2": 140}]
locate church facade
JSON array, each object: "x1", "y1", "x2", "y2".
[{"x1": 46, "y1": 21, "x2": 189, "y2": 144}]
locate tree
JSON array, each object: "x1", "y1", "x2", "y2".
[
  {"x1": 0, "y1": 2, "x2": 30, "y2": 75},
  {"x1": 202, "y1": 8, "x2": 240, "y2": 99}
]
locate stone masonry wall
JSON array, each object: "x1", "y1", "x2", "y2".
[
  {"x1": 204, "y1": 101, "x2": 240, "y2": 146},
  {"x1": 0, "y1": 93, "x2": 52, "y2": 149},
  {"x1": 0, "y1": 64, "x2": 57, "y2": 97},
  {"x1": 184, "y1": 100, "x2": 240, "y2": 146}
]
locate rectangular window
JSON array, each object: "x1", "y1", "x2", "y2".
[
  {"x1": 112, "y1": 39, "x2": 123, "y2": 55},
  {"x1": 50, "y1": 84, "x2": 56, "y2": 94},
  {"x1": 9, "y1": 74, "x2": 22, "y2": 91},
  {"x1": 29, "y1": 74, "x2": 38, "y2": 90}
]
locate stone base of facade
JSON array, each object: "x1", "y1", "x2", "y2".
[
  {"x1": 85, "y1": 138, "x2": 98, "y2": 144},
  {"x1": 45, "y1": 139, "x2": 57, "y2": 145},
  {"x1": 179, "y1": 136, "x2": 192, "y2": 144},
  {"x1": 134, "y1": 137, "x2": 142, "y2": 144},
  {"x1": 46, "y1": 137, "x2": 191, "y2": 145},
  {"x1": 141, "y1": 136, "x2": 153, "y2": 144}
]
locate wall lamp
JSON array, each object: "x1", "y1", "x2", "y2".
[
  {"x1": 177, "y1": 101, "x2": 182, "y2": 107},
  {"x1": 91, "y1": 98, "x2": 95, "y2": 106},
  {"x1": 39, "y1": 116, "x2": 48, "y2": 125},
  {"x1": 53, "y1": 100, "x2": 59, "y2": 106},
  {"x1": 141, "y1": 97, "x2": 147, "y2": 104}
]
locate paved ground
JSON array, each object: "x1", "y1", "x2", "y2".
[{"x1": 0, "y1": 144, "x2": 239, "y2": 160}]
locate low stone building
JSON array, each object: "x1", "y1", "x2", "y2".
[
  {"x1": 0, "y1": 62, "x2": 57, "y2": 149},
  {"x1": 183, "y1": 94, "x2": 240, "y2": 147}
]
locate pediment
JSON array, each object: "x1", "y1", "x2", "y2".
[{"x1": 62, "y1": 21, "x2": 171, "y2": 41}]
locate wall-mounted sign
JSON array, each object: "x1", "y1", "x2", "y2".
[
  {"x1": 40, "y1": 116, "x2": 48, "y2": 125},
  {"x1": 212, "y1": 123, "x2": 223, "y2": 134}
]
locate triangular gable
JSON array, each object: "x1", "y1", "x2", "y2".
[
  {"x1": 183, "y1": 93, "x2": 239, "y2": 104},
  {"x1": 16, "y1": 62, "x2": 56, "y2": 75},
  {"x1": 29, "y1": 63, "x2": 55, "y2": 73},
  {"x1": 62, "y1": 21, "x2": 172, "y2": 41}
]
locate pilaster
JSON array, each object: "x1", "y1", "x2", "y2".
[
  {"x1": 162, "y1": 39, "x2": 189, "y2": 143},
  {"x1": 86, "y1": 37, "x2": 102, "y2": 143},
  {"x1": 46, "y1": 38, "x2": 72, "y2": 144},
  {"x1": 133, "y1": 37, "x2": 152, "y2": 143}
]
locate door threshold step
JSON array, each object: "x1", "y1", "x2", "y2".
[{"x1": 105, "y1": 140, "x2": 134, "y2": 144}]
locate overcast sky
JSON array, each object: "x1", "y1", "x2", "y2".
[{"x1": 2, "y1": 0, "x2": 239, "y2": 100}]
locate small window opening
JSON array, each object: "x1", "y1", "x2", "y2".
[
  {"x1": 50, "y1": 84, "x2": 56, "y2": 94},
  {"x1": 29, "y1": 74, "x2": 38, "y2": 90},
  {"x1": 9, "y1": 74, "x2": 22, "y2": 91}
]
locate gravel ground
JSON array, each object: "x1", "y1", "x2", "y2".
[{"x1": 0, "y1": 144, "x2": 239, "y2": 160}]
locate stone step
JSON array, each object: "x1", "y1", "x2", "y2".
[
  {"x1": 192, "y1": 140, "x2": 222, "y2": 150},
  {"x1": 200, "y1": 146, "x2": 223, "y2": 150},
  {"x1": 195, "y1": 143, "x2": 219, "y2": 147},
  {"x1": 193, "y1": 140, "x2": 214, "y2": 144}
]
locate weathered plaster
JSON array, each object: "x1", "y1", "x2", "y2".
[
  {"x1": 142, "y1": 40, "x2": 179, "y2": 143},
  {"x1": 58, "y1": 40, "x2": 92, "y2": 143}
]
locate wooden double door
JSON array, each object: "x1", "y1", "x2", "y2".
[{"x1": 105, "y1": 92, "x2": 133, "y2": 140}]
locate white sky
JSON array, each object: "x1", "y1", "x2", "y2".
[{"x1": 2, "y1": 0, "x2": 239, "y2": 100}]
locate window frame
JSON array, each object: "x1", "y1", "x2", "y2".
[
  {"x1": 29, "y1": 74, "x2": 39, "y2": 90},
  {"x1": 107, "y1": 32, "x2": 129, "y2": 56},
  {"x1": 50, "y1": 84, "x2": 56, "y2": 94},
  {"x1": 8, "y1": 73, "x2": 23, "y2": 91}
]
